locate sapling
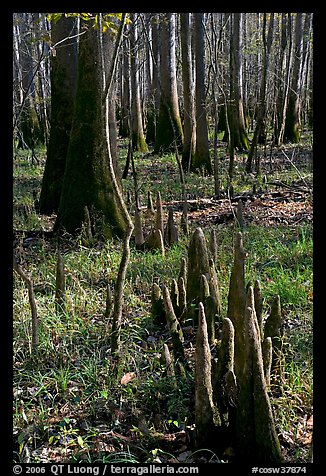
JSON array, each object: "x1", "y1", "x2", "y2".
[
  {"x1": 55, "y1": 248, "x2": 66, "y2": 315},
  {"x1": 13, "y1": 256, "x2": 38, "y2": 351}
]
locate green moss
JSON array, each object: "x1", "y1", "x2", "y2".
[
  {"x1": 132, "y1": 132, "x2": 148, "y2": 153},
  {"x1": 239, "y1": 129, "x2": 250, "y2": 151}
]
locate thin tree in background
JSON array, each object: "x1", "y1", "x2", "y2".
[
  {"x1": 229, "y1": 13, "x2": 249, "y2": 153},
  {"x1": 154, "y1": 13, "x2": 183, "y2": 154},
  {"x1": 129, "y1": 13, "x2": 148, "y2": 152},
  {"x1": 14, "y1": 13, "x2": 43, "y2": 155},
  {"x1": 273, "y1": 13, "x2": 292, "y2": 146},
  {"x1": 146, "y1": 13, "x2": 160, "y2": 144},
  {"x1": 192, "y1": 12, "x2": 212, "y2": 174},
  {"x1": 119, "y1": 43, "x2": 130, "y2": 138},
  {"x1": 32, "y1": 13, "x2": 51, "y2": 146},
  {"x1": 207, "y1": 12, "x2": 228, "y2": 195},
  {"x1": 284, "y1": 13, "x2": 303, "y2": 143},
  {"x1": 180, "y1": 13, "x2": 196, "y2": 171},
  {"x1": 300, "y1": 13, "x2": 313, "y2": 129},
  {"x1": 103, "y1": 23, "x2": 121, "y2": 178},
  {"x1": 246, "y1": 13, "x2": 274, "y2": 174}
]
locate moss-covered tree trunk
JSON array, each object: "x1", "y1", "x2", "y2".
[
  {"x1": 54, "y1": 19, "x2": 127, "y2": 238},
  {"x1": 39, "y1": 16, "x2": 78, "y2": 214},
  {"x1": 154, "y1": 13, "x2": 183, "y2": 154}
]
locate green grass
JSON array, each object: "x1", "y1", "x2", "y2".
[{"x1": 13, "y1": 142, "x2": 313, "y2": 464}]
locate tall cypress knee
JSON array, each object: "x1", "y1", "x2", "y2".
[
  {"x1": 195, "y1": 302, "x2": 221, "y2": 448},
  {"x1": 235, "y1": 286, "x2": 283, "y2": 463}
]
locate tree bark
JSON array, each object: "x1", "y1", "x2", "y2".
[
  {"x1": 39, "y1": 15, "x2": 78, "y2": 214},
  {"x1": 273, "y1": 13, "x2": 290, "y2": 146},
  {"x1": 180, "y1": 13, "x2": 196, "y2": 171},
  {"x1": 192, "y1": 13, "x2": 212, "y2": 174},
  {"x1": 15, "y1": 13, "x2": 43, "y2": 152},
  {"x1": 146, "y1": 13, "x2": 160, "y2": 143},
  {"x1": 246, "y1": 13, "x2": 274, "y2": 173},
  {"x1": 129, "y1": 13, "x2": 148, "y2": 152},
  {"x1": 154, "y1": 13, "x2": 183, "y2": 154},
  {"x1": 54, "y1": 18, "x2": 127, "y2": 238},
  {"x1": 284, "y1": 13, "x2": 303, "y2": 143},
  {"x1": 228, "y1": 13, "x2": 249, "y2": 153}
]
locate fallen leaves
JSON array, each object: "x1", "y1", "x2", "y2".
[
  {"x1": 296, "y1": 414, "x2": 313, "y2": 446},
  {"x1": 181, "y1": 190, "x2": 313, "y2": 228},
  {"x1": 120, "y1": 372, "x2": 136, "y2": 385}
]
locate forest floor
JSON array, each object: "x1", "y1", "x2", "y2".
[{"x1": 13, "y1": 136, "x2": 313, "y2": 467}]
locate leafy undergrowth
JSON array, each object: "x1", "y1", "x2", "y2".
[{"x1": 13, "y1": 139, "x2": 313, "y2": 464}]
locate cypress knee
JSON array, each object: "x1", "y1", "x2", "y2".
[
  {"x1": 235, "y1": 286, "x2": 283, "y2": 463},
  {"x1": 195, "y1": 302, "x2": 221, "y2": 448},
  {"x1": 162, "y1": 285, "x2": 187, "y2": 374},
  {"x1": 151, "y1": 283, "x2": 165, "y2": 325},
  {"x1": 264, "y1": 295, "x2": 284, "y2": 382},
  {"x1": 186, "y1": 227, "x2": 211, "y2": 325}
]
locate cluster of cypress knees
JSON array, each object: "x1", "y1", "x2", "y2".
[{"x1": 150, "y1": 215, "x2": 284, "y2": 463}]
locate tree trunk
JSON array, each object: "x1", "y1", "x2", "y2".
[
  {"x1": 300, "y1": 14, "x2": 313, "y2": 130},
  {"x1": 154, "y1": 13, "x2": 183, "y2": 154},
  {"x1": 284, "y1": 13, "x2": 303, "y2": 143},
  {"x1": 192, "y1": 13, "x2": 212, "y2": 174},
  {"x1": 54, "y1": 18, "x2": 127, "y2": 238},
  {"x1": 119, "y1": 46, "x2": 130, "y2": 138},
  {"x1": 146, "y1": 13, "x2": 160, "y2": 144},
  {"x1": 180, "y1": 13, "x2": 196, "y2": 171},
  {"x1": 229, "y1": 13, "x2": 249, "y2": 153},
  {"x1": 32, "y1": 13, "x2": 51, "y2": 146},
  {"x1": 246, "y1": 13, "x2": 274, "y2": 174},
  {"x1": 273, "y1": 14, "x2": 290, "y2": 146},
  {"x1": 39, "y1": 15, "x2": 78, "y2": 214},
  {"x1": 16, "y1": 13, "x2": 43, "y2": 152},
  {"x1": 129, "y1": 13, "x2": 148, "y2": 152}
]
